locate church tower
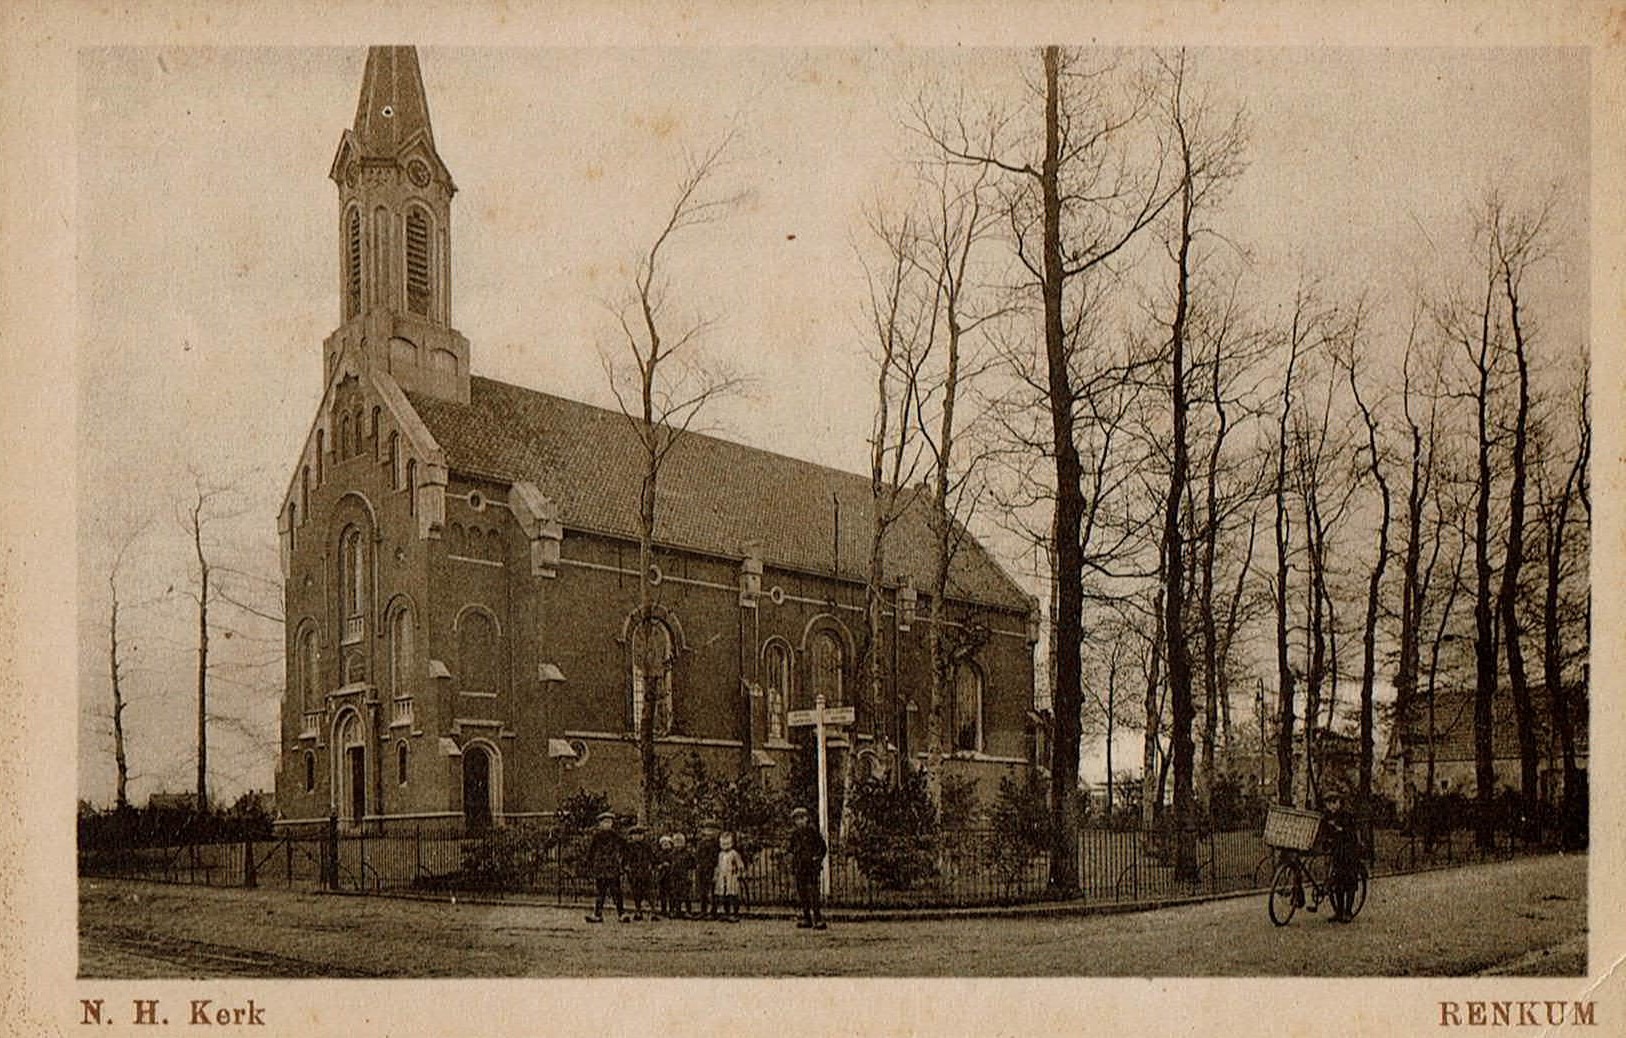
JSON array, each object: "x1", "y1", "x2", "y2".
[{"x1": 324, "y1": 46, "x2": 470, "y2": 403}]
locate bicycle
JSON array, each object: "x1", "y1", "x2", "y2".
[
  {"x1": 1267, "y1": 848, "x2": 1368, "y2": 926},
  {"x1": 1260, "y1": 802, "x2": 1368, "y2": 926}
]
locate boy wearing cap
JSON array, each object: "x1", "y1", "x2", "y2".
[
  {"x1": 1322, "y1": 791, "x2": 1363, "y2": 923},
  {"x1": 625, "y1": 824, "x2": 658, "y2": 920},
  {"x1": 667, "y1": 831, "x2": 695, "y2": 918},
  {"x1": 694, "y1": 818, "x2": 722, "y2": 919},
  {"x1": 583, "y1": 810, "x2": 629, "y2": 923},
  {"x1": 787, "y1": 806, "x2": 827, "y2": 930}
]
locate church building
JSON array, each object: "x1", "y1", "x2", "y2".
[{"x1": 274, "y1": 47, "x2": 1039, "y2": 832}]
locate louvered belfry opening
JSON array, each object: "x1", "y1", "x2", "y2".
[
  {"x1": 405, "y1": 208, "x2": 431, "y2": 316},
  {"x1": 345, "y1": 209, "x2": 363, "y2": 318}
]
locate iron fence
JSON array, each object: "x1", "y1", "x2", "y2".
[{"x1": 80, "y1": 821, "x2": 1551, "y2": 910}]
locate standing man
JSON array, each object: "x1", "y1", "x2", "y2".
[
  {"x1": 787, "y1": 806, "x2": 827, "y2": 930},
  {"x1": 694, "y1": 818, "x2": 722, "y2": 919},
  {"x1": 584, "y1": 810, "x2": 629, "y2": 924}
]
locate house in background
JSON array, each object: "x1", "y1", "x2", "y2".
[
  {"x1": 1380, "y1": 682, "x2": 1588, "y2": 809},
  {"x1": 273, "y1": 47, "x2": 1039, "y2": 832}
]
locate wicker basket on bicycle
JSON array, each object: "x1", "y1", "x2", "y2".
[{"x1": 1263, "y1": 804, "x2": 1322, "y2": 851}]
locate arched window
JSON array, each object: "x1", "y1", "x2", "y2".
[
  {"x1": 953, "y1": 664, "x2": 984, "y2": 754},
  {"x1": 457, "y1": 609, "x2": 498, "y2": 695},
  {"x1": 340, "y1": 414, "x2": 352, "y2": 459},
  {"x1": 406, "y1": 459, "x2": 418, "y2": 515},
  {"x1": 447, "y1": 522, "x2": 466, "y2": 557},
  {"x1": 397, "y1": 741, "x2": 409, "y2": 786},
  {"x1": 353, "y1": 409, "x2": 364, "y2": 455},
  {"x1": 304, "y1": 750, "x2": 316, "y2": 793},
  {"x1": 288, "y1": 502, "x2": 298, "y2": 551},
  {"x1": 339, "y1": 526, "x2": 366, "y2": 634},
  {"x1": 631, "y1": 619, "x2": 674, "y2": 738},
  {"x1": 345, "y1": 208, "x2": 362, "y2": 318},
  {"x1": 370, "y1": 407, "x2": 381, "y2": 456},
  {"x1": 297, "y1": 624, "x2": 319, "y2": 711},
  {"x1": 387, "y1": 433, "x2": 400, "y2": 489},
  {"x1": 405, "y1": 207, "x2": 432, "y2": 316},
  {"x1": 763, "y1": 642, "x2": 790, "y2": 744},
  {"x1": 300, "y1": 466, "x2": 310, "y2": 516},
  {"x1": 811, "y1": 630, "x2": 844, "y2": 708},
  {"x1": 388, "y1": 605, "x2": 414, "y2": 700},
  {"x1": 315, "y1": 430, "x2": 325, "y2": 482}
]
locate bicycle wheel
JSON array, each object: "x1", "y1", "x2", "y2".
[
  {"x1": 1347, "y1": 866, "x2": 1369, "y2": 920},
  {"x1": 1268, "y1": 862, "x2": 1301, "y2": 926},
  {"x1": 1252, "y1": 852, "x2": 1276, "y2": 889}
]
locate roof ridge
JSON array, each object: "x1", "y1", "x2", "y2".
[{"x1": 464, "y1": 374, "x2": 923, "y2": 494}]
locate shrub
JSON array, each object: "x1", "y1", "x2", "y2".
[
  {"x1": 985, "y1": 768, "x2": 1054, "y2": 886},
  {"x1": 939, "y1": 773, "x2": 982, "y2": 829},
  {"x1": 848, "y1": 769, "x2": 940, "y2": 890},
  {"x1": 456, "y1": 822, "x2": 553, "y2": 889}
]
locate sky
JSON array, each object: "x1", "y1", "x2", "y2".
[{"x1": 75, "y1": 45, "x2": 1589, "y2": 807}]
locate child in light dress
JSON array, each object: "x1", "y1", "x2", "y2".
[{"x1": 713, "y1": 830, "x2": 746, "y2": 922}]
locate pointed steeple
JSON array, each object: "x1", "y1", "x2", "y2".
[
  {"x1": 353, "y1": 46, "x2": 436, "y2": 157},
  {"x1": 323, "y1": 45, "x2": 469, "y2": 405}
]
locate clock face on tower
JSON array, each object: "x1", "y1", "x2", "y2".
[{"x1": 408, "y1": 159, "x2": 431, "y2": 188}]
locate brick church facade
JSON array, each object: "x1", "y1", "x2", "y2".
[{"x1": 274, "y1": 47, "x2": 1039, "y2": 831}]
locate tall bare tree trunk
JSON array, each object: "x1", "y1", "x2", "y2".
[
  {"x1": 192, "y1": 498, "x2": 211, "y2": 814},
  {"x1": 1272, "y1": 320, "x2": 1300, "y2": 805},
  {"x1": 1470, "y1": 271, "x2": 1499, "y2": 850},
  {"x1": 1348, "y1": 347, "x2": 1391, "y2": 815},
  {"x1": 1495, "y1": 226, "x2": 1538, "y2": 840},
  {"x1": 108, "y1": 570, "x2": 130, "y2": 812}
]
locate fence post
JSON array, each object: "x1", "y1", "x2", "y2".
[
  {"x1": 285, "y1": 837, "x2": 294, "y2": 887},
  {"x1": 415, "y1": 822, "x2": 423, "y2": 883},
  {"x1": 324, "y1": 813, "x2": 339, "y2": 890},
  {"x1": 243, "y1": 837, "x2": 257, "y2": 889}
]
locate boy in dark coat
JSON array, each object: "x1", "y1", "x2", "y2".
[
  {"x1": 666, "y1": 832, "x2": 695, "y2": 918},
  {"x1": 694, "y1": 818, "x2": 722, "y2": 919},
  {"x1": 654, "y1": 835, "x2": 675, "y2": 918},
  {"x1": 1322, "y1": 792, "x2": 1363, "y2": 923},
  {"x1": 583, "y1": 810, "x2": 628, "y2": 923},
  {"x1": 624, "y1": 824, "x2": 658, "y2": 920},
  {"x1": 787, "y1": 806, "x2": 827, "y2": 930}
]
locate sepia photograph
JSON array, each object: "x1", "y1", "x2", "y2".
[{"x1": 2, "y1": 2, "x2": 1622, "y2": 1034}]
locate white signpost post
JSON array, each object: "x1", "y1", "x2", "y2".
[{"x1": 787, "y1": 693, "x2": 855, "y2": 895}]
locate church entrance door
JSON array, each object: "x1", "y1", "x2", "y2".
[{"x1": 463, "y1": 747, "x2": 492, "y2": 832}]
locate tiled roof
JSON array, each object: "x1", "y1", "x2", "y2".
[
  {"x1": 1390, "y1": 682, "x2": 1589, "y2": 763},
  {"x1": 407, "y1": 376, "x2": 1033, "y2": 612}
]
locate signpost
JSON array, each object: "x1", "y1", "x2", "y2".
[{"x1": 787, "y1": 694, "x2": 854, "y2": 894}]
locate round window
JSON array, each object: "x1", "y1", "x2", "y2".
[{"x1": 467, "y1": 491, "x2": 485, "y2": 511}]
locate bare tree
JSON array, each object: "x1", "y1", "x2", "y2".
[
  {"x1": 1488, "y1": 193, "x2": 1555, "y2": 839},
  {"x1": 854, "y1": 198, "x2": 932, "y2": 800},
  {"x1": 1339, "y1": 311, "x2": 1391, "y2": 813},
  {"x1": 1534, "y1": 361, "x2": 1588, "y2": 847},
  {"x1": 602, "y1": 138, "x2": 748, "y2": 821},
  {"x1": 102, "y1": 523, "x2": 150, "y2": 811},
  {"x1": 915, "y1": 46, "x2": 1176, "y2": 889}
]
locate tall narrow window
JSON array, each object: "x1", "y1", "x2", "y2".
[
  {"x1": 405, "y1": 208, "x2": 431, "y2": 316},
  {"x1": 397, "y1": 742, "x2": 409, "y2": 785},
  {"x1": 370, "y1": 407, "x2": 381, "y2": 456},
  {"x1": 315, "y1": 430, "x2": 325, "y2": 482},
  {"x1": 811, "y1": 630, "x2": 844, "y2": 708},
  {"x1": 345, "y1": 208, "x2": 362, "y2": 318},
  {"x1": 406, "y1": 459, "x2": 417, "y2": 515},
  {"x1": 953, "y1": 664, "x2": 984, "y2": 754},
  {"x1": 339, "y1": 526, "x2": 366, "y2": 640},
  {"x1": 631, "y1": 620, "x2": 674, "y2": 738},
  {"x1": 388, "y1": 433, "x2": 401, "y2": 489},
  {"x1": 288, "y1": 502, "x2": 298, "y2": 551},
  {"x1": 458, "y1": 610, "x2": 498, "y2": 695},
  {"x1": 298, "y1": 625, "x2": 319, "y2": 712},
  {"x1": 300, "y1": 466, "x2": 310, "y2": 516},
  {"x1": 763, "y1": 642, "x2": 790, "y2": 744},
  {"x1": 389, "y1": 606, "x2": 415, "y2": 699},
  {"x1": 340, "y1": 414, "x2": 351, "y2": 459},
  {"x1": 372, "y1": 207, "x2": 391, "y2": 306}
]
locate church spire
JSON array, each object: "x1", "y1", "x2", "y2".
[
  {"x1": 352, "y1": 46, "x2": 437, "y2": 158},
  {"x1": 324, "y1": 45, "x2": 469, "y2": 405}
]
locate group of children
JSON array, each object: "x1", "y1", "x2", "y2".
[{"x1": 582, "y1": 812, "x2": 747, "y2": 924}]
